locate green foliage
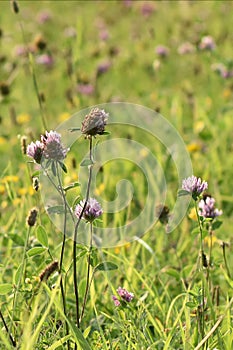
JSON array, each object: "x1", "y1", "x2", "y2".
[{"x1": 0, "y1": 1, "x2": 232, "y2": 349}]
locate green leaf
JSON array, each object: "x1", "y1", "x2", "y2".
[
  {"x1": 212, "y1": 220, "x2": 222, "y2": 230},
  {"x1": 51, "y1": 161, "x2": 56, "y2": 176},
  {"x1": 95, "y1": 261, "x2": 118, "y2": 272},
  {"x1": 47, "y1": 205, "x2": 66, "y2": 214},
  {"x1": 177, "y1": 189, "x2": 190, "y2": 197},
  {"x1": 37, "y1": 226, "x2": 49, "y2": 248},
  {"x1": 80, "y1": 159, "x2": 94, "y2": 167},
  {"x1": 27, "y1": 247, "x2": 47, "y2": 257},
  {"x1": 101, "y1": 131, "x2": 111, "y2": 135},
  {"x1": 63, "y1": 182, "x2": 80, "y2": 192},
  {"x1": 68, "y1": 320, "x2": 92, "y2": 350},
  {"x1": 14, "y1": 264, "x2": 23, "y2": 285},
  {"x1": 8, "y1": 233, "x2": 25, "y2": 246},
  {"x1": 164, "y1": 268, "x2": 180, "y2": 280},
  {"x1": 0, "y1": 284, "x2": 12, "y2": 295},
  {"x1": 186, "y1": 302, "x2": 196, "y2": 308},
  {"x1": 59, "y1": 161, "x2": 67, "y2": 173},
  {"x1": 31, "y1": 170, "x2": 41, "y2": 177},
  {"x1": 69, "y1": 127, "x2": 80, "y2": 132},
  {"x1": 191, "y1": 227, "x2": 200, "y2": 236},
  {"x1": 47, "y1": 335, "x2": 71, "y2": 350}
]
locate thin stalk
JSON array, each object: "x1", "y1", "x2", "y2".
[
  {"x1": 12, "y1": 226, "x2": 31, "y2": 335},
  {"x1": 0, "y1": 309, "x2": 16, "y2": 347},
  {"x1": 56, "y1": 162, "x2": 70, "y2": 350},
  {"x1": 222, "y1": 242, "x2": 231, "y2": 279},
  {"x1": 194, "y1": 201, "x2": 205, "y2": 342},
  {"x1": 73, "y1": 137, "x2": 93, "y2": 334},
  {"x1": 80, "y1": 223, "x2": 93, "y2": 322}
]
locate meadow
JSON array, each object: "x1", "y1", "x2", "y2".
[{"x1": 0, "y1": 1, "x2": 233, "y2": 349}]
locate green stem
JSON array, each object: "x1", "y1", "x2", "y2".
[
  {"x1": 194, "y1": 201, "x2": 205, "y2": 342},
  {"x1": 222, "y1": 243, "x2": 231, "y2": 279},
  {"x1": 56, "y1": 162, "x2": 70, "y2": 350},
  {"x1": 80, "y1": 223, "x2": 93, "y2": 322},
  {"x1": 73, "y1": 137, "x2": 93, "y2": 335}
]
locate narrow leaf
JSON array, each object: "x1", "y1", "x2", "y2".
[
  {"x1": 63, "y1": 182, "x2": 80, "y2": 192},
  {"x1": 95, "y1": 262, "x2": 118, "y2": 272},
  {"x1": 80, "y1": 159, "x2": 93, "y2": 167},
  {"x1": 177, "y1": 189, "x2": 190, "y2": 197}
]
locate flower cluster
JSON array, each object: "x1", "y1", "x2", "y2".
[
  {"x1": 27, "y1": 130, "x2": 69, "y2": 163},
  {"x1": 112, "y1": 287, "x2": 134, "y2": 307},
  {"x1": 182, "y1": 175, "x2": 208, "y2": 199},
  {"x1": 81, "y1": 108, "x2": 108, "y2": 137},
  {"x1": 199, "y1": 196, "x2": 222, "y2": 219},
  {"x1": 74, "y1": 198, "x2": 103, "y2": 223}
]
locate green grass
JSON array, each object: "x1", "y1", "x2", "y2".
[{"x1": 0, "y1": 1, "x2": 233, "y2": 349}]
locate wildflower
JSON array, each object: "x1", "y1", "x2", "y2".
[
  {"x1": 112, "y1": 287, "x2": 134, "y2": 307},
  {"x1": 36, "y1": 54, "x2": 54, "y2": 67},
  {"x1": 178, "y1": 42, "x2": 196, "y2": 55},
  {"x1": 26, "y1": 207, "x2": 38, "y2": 227},
  {"x1": 117, "y1": 287, "x2": 134, "y2": 302},
  {"x1": 199, "y1": 196, "x2": 222, "y2": 219},
  {"x1": 182, "y1": 175, "x2": 208, "y2": 200},
  {"x1": 112, "y1": 295, "x2": 121, "y2": 307},
  {"x1": 27, "y1": 140, "x2": 44, "y2": 164},
  {"x1": 81, "y1": 108, "x2": 108, "y2": 137},
  {"x1": 77, "y1": 83, "x2": 94, "y2": 96},
  {"x1": 42, "y1": 130, "x2": 69, "y2": 161},
  {"x1": 37, "y1": 10, "x2": 52, "y2": 23},
  {"x1": 199, "y1": 35, "x2": 216, "y2": 51},
  {"x1": 155, "y1": 45, "x2": 169, "y2": 58},
  {"x1": 74, "y1": 198, "x2": 103, "y2": 223},
  {"x1": 141, "y1": 2, "x2": 155, "y2": 17},
  {"x1": 96, "y1": 61, "x2": 111, "y2": 77}
]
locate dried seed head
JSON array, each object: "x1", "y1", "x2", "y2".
[
  {"x1": 81, "y1": 108, "x2": 108, "y2": 137},
  {"x1": 26, "y1": 207, "x2": 38, "y2": 227},
  {"x1": 156, "y1": 204, "x2": 170, "y2": 224},
  {"x1": 33, "y1": 34, "x2": 47, "y2": 51},
  {"x1": 32, "y1": 177, "x2": 39, "y2": 191},
  {"x1": 21, "y1": 136, "x2": 27, "y2": 155},
  {"x1": 11, "y1": 0, "x2": 19, "y2": 13},
  {"x1": 39, "y1": 260, "x2": 59, "y2": 282},
  {"x1": 0, "y1": 82, "x2": 10, "y2": 96}
]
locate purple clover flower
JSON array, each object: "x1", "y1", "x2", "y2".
[
  {"x1": 36, "y1": 54, "x2": 54, "y2": 67},
  {"x1": 182, "y1": 175, "x2": 208, "y2": 200},
  {"x1": 177, "y1": 42, "x2": 196, "y2": 55},
  {"x1": 42, "y1": 130, "x2": 69, "y2": 161},
  {"x1": 27, "y1": 140, "x2": 44, "y2": 164},
  {"x1": 74, "y1": 198, "x2": 103, "y2": 223},
  {"x1": 199, "y1": 196, "x2": 222, "y2": 219},
  {"x1": 112, "y1": 287, "x2": 134, "y2": 307},
  {"x1": 199, "y1": 36, "x2": 216, "y2": 51},
  {"x1": 155, "y1": 45, "x2": 169, "y2": 58},
  {"x1": 117, "y1": 287, "x2": 134, "y2": 302}
]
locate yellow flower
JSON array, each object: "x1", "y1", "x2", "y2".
[
  {"x1": 95, "y1": 183, "x2": 105, "y2": 196},
  {"x1": 16, "y1": 113, "x2": 31, "y2": 124},
  {"x1": 2, "y1": 175, "x2": 19, "y2": 183},
  {"x1": 140, "y1": 148, "x2": 149, "y2": 158},
  {"x1": 18, "y1": 188, "x2": 28, "y2": 196},
  {"x1": 58, "y1": 112, "x2": 71, "y2": 122},
  {"x1": 194, "y1": 120, "x2": 205, "y2": 134},
  {"x1": 187, "y1": 142, "x2": 202, "y2": 153},
  {"x1": 223, "y1": 88, "x2": 231, "y2": 99},
  {"x1": 12, "y1": 198, "x2": 21, "y2": 206},
  {"x1": 204, "y1": 235, "x2": 220, "y2": 247},
  {"x1": 188, "y1": 207, "x2": 197, "y2": 221},
  {"x1": 1, "y1": 200, "x2": 8, "y2": 209},
  {"x1": 0, "y1": 184, "x2": 5, "y2": 194},
  {"x1": 0, "y1": 137, "x2": 6, "y2": 145}
]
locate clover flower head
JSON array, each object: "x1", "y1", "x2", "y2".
[
  {"x1": 199, "y1": 35, "x2": 216, "y2": 51},
  {"x1": 182, "y1": 175, "x2": 208, "y2": 199},
  {"x1": 42, "y1": 130, "x2": 69, "y2": 161},
  {"x1": 199, "y1": 196, "x2": 222, "y2": 219},
  {"x1": 81, "y1": 108, "x2": 108, "y2": 137},
  {"x1": 117, "y1": 287, "x2": 134, "y2": 302},
  {"x1": 74, "y1": 198, "x2": 103, "y2": 223},
  {"x1": 155, "y1": 45, "x2": 169, "y2": 57},
  {"x1": 27, "y1": 140, "x2": 44, "y2": 164}
]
